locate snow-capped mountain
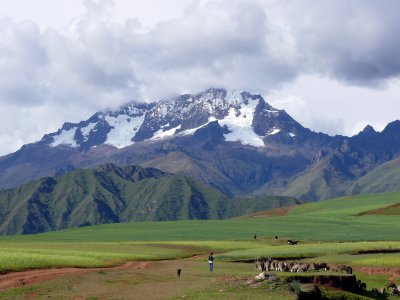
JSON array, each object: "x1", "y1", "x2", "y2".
[
  {"x1": 41, "y1": 88, "x2": 303, "y2": 150},
  {"x1": 2, "y1": 87, "x2": 400, "y2": 202}
]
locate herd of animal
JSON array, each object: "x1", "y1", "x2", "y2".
[
  {"x1": 255, "y1": 257, "x2": 352, "y2": 274},
  {"x1": 382, "y1": 282, "x2": 400, "y2": 297},
  {"x1": 255, "y1": 256, "x2": 400, "y2": 297}
]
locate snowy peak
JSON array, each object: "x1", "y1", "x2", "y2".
[{"x1": 42, "y1": 88, "x2": 298, "y2": 150}]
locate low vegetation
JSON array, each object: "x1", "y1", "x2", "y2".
[{"x1": 0, "y1": 191, "x2": 399, "y2": 299}]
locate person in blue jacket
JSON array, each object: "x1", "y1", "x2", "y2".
[{"x1": 208, "y1": 252, "x2": 214, "y2": 271}]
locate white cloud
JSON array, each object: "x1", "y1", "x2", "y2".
[{"x1": 0, "y1": 0, "x2": 400, "y2": 155}]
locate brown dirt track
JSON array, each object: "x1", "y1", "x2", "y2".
[{"x1": 0, "y1": 261, "x2": 151, "y2": 291}]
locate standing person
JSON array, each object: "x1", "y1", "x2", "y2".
[{"x1": 208, "y1": 252, "x2": 214, "y2": 272}]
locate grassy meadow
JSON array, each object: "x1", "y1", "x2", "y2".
[
  {"x1": 0, "y1": 192, "x2": 399, "y2": 299},
  {"x1": 0, "y1": 192, "x2": 398, "y2": 272}
]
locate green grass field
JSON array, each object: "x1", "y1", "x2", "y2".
[
  {"x1": 0, "y1": 191, "x2": 398, "y2": 273},
  {"x1": 0, "y1": 192, "x2": 399, "y2": 299},
  {"x1": 2, "y1": 191, "x2": 399, "y2": 244}
]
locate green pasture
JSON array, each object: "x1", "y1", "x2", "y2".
[
  {"x1": 2, "y1": 191, "x2": 399, "y2": 243},
  {"x1": 306, "y1": 253, "x2": 400, "y2": 268},
  {"x1": 0, "y1": 192, "x2": 399, "y2": 273},
  {"x1": 218, "y1": 241, "x2": 400, "y2": 261}
]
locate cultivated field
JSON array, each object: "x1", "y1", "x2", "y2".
[{"x1": 0, "y1": 192, "x2": 399, "y2": 299}]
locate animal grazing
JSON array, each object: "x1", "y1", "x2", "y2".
[
  {"x1": 255, "y1": 257, "x2": 267, "y2": 272},
  {"x1": 297, "y1": 263, "x2": 310, "y2": 273},
  {"x1": 176, "y1": 268, "x2": 181, "y2": 277},
  {"x1": 290, "y1": 263, "x2": 300, "y2": 273},
  {"x1": 308, "y1": 262, "x2": 329, "y2": 272},
  {"x1": 331, "y1": 265, "x2": 352, "y2": 274},
  {"x1": 277, "y1": 261, "x2": 287, "y2": 272},
  {"x1": 286, "y1": 262, "x2": 295, "y2": 271},
  {"x1": 357, "y1": 280, "x2": 366, "y2": 290},
  {"x1": 256, "y1": 261, "x2": 266, "y2": 272},
  {"x1": 345, "y1": 266, "x2": 352, "y2": 274},
  {"x1": 390, "y1": 288, "x2": 400, "y2": 297},
  {"x1": 254, "y1": 257, "x2": 340, "y2": 274},
  {"x1": 308, "y1": 262, "x2": 318, "y2": 271},
  {"x1": 287, "y1": 240, "x2": 298, "y2": 245},
  {"x1": 318, "y1": 262, "x2": 329, "y2": 271}
]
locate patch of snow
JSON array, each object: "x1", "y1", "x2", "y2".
[
  {"x1": 219, "y1": 98, "x2": 265, "y2": 147},
  {"x1": 152, "y1": 125, "x2": 182, "y2": 140},
  {"x1": 289, "y1": 132, "x2": 296, "y2": 138},
  {"x1": 80, "y1": 123, "x2": 97, "y2": 141},
  {"x1": 105, "y1": 114, "x2": 145, "y2": 148},
  {"x1": 267, "y1": 128, "x2": 281, "y2": 135},
  {"x1": 50, "y1": 128, "x2": 78, "y2": 147}
]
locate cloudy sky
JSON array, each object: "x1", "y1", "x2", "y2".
[{"x1": 0, "y1": 0, "x2": 399, "y2": 156}]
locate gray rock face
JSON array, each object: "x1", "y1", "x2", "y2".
[
  {"x1": 1, "y1": 88, "x2": 400, "y2": 202},
  {"x1": 40, "y1": 88, "x2": 300, "y2": 151}
]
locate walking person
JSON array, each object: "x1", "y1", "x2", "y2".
[{"x1": 208, "y1": 252, "x2": 214, "y2": 272}]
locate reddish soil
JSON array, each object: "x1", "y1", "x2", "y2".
[
  {"x1": 358, "y1": 203, "x2": 400, "y2": 216},
  {"x1": 188, "y1": 254, "x2": 208, "y2": 260},
  {"x1": 0, "y1": 261, "x2": 151, "y2": 291},
  {"x1": 241, "y1": 205, "x2": 298, "y2": 219},
  {"x1": 354, "y1": 266, "x2": 400, "y2": 281}
]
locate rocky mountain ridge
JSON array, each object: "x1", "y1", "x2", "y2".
[
  {"x1": 40, "y1": 88, "x2": 306, "y2": 150},
  {"x1": 0, "y1": 88, "x2": 399, "y2": 201}
]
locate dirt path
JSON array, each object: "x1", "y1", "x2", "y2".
[{"x1": 0, "y1": 261, "x2": 151, "y2": 291}]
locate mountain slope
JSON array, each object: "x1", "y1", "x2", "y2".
[
  {"x1": 0, "y1": 164, "x2": 299, "y2": 235},
  {"x1": 351, "y1": 156, "x2": 400, "y2": 194},
  {"x1": 0, "y1": 88, "x2": 399, "y2": 201}
]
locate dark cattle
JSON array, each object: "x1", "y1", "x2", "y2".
[
  {"x1": 177, "y1": 269, "x2": 181, "y2": 277},
  {"x1": 357, "y1": 280, "x2": 366, "y2": 290},
  {"x1": 319, "y1": 263, "x2": 329, "y2": 271},
  {"x1": 275, "y1": 236, "x2": 278, "y2": 239},
  {"x1": 287, "y1": 240, "x2": 298, "y2": 245}
]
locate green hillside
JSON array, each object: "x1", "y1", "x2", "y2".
[
  {"x1": 253, "y1": 152, "x2": 348, "y2": 201},
  {"x1": 351, "y1": 156, "x2": 400, "y2": 194},
  {"x1": 0, "y1": 191, "x2": 399, "y2": 276},
  {"x1": 2, "y1": 191, "x2": 399, "y2": 243},
  {"x1": 257, "y1": 151, "x2": 400, "y2": 202},
  {"x1": 0, "y1": 163, "x2": 298, "y2": 235}
]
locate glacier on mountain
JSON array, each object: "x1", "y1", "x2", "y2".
[
  {"x1": 105, "y1": 113, "x2": 145, "y2": 148},
  {"x1": 47, "y1": 88, "x2": 285, "y2": 149}
]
